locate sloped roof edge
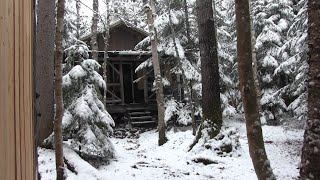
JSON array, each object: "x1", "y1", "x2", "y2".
[{"x1": 81, "y1": 19, "x2": 148, "y2": 41}]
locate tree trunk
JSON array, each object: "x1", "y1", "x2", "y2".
[
  {"x1": 249, "y1": 0, "x2": 261, "y2": 116},
  {"x1": 76, "y1": 0, "x2": 80, "y2": 40},
  {"x1": 91, "y1": 0, "x2": 99, "y2": 61},
  {"x1": 195, "y1": 0, "x2": 222, "y2": 138},
  {"x1": 54, "y1": 0, "x2": 66, "y2": 179},
  {"x1": 183, "y1": 0, "x2": 196, "y2": 135},
  {"x1": 144, "y1": 0, "x2": 167, "y2": 146},
  {"x1": 102, "y1": 0, "x2": 110, "y2": 106},
  {"x1": 235, "y1": 0, "x2": 276, "y2": 179},
  {"x1": 183, "y1": 0, "x2": 191, "y2": 50},
  {"x1": 35, "y1": 0, "x2": 55, "y2": 146},
  {"x1": 300, "y1": 0, "x2": 320, "y2": 179}
]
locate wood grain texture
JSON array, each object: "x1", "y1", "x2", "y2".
[{"x1": 0, "y1": 0, "x2": 35, "y2": 179}]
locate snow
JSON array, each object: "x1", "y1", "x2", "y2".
[{"x1": 38, "y1": 122, "x2": 304, "y2": 180}]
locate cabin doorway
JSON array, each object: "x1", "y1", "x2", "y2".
[{"x1": 123, "y1": 63, "x2": 134, "y2": 103}]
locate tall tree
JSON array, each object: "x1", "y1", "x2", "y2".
[
  {"x1": 191, "y1": 0, "x2": 222, "y2": 148},
  {"x1": 235, "y1": 0, "x2": 276, "y2": 179},
  {"x1": 102, "y1": 0, "x2": 110, "y2": 106},
  {"x1": 91, "y1": 0, "x2": 99, "y2": 61},
  {"x1": 35, "y1": 0, "x2": 55, "y2": 146},
  {"x1": 144, "y1": 0, "x2": 167, "y2": 145},
  {"x1": 300, "y1": 0, "x2": 320, "y2": 178},
  {"x1": 54, "y1": 0, "x2": 66, "y2": 179}
]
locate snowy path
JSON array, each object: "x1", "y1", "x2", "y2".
[{"x1": 38, "y1": 122, "x2": 303, "y2": 180}]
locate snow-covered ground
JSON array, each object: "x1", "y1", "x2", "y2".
[{"x1": 38, "y1": 122, "x2": 303, "y2": 180}]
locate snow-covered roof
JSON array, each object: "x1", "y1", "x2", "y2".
[{"x1": 81, "y1": 19, "x2": 148, "y2": 41}]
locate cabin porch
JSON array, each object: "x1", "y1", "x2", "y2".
[{"x1": 95, "y1": 51, "x2": 158, "y2": 126}]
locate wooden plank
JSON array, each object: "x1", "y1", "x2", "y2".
[
  {"x1": 108, "y1": 83, "x2": 121, "y2": 86},
  {"x1": 143, "y1": 68, "x2": 148, "y2": 103},
  {"x1": 108, "y1": 61, "x2": 120, "y2": 75},
  {"x1": 119, "y1": 62, "x2": 125, "y2": 104},
  {"x1": 131, "y1": 121, "x2": 156, "y2": 125},
  {"x1": 106, "y1": 89, "x2": 121, "y2": 100},
  {"x1": 0, "y1": 0, "x2": 34, "y2": 179},
  {"x1": 131, "y1": 64, "x2": 135, "y2": 103}
]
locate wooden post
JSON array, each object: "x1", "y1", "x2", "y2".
[
  {"x1": 119, "y1": 62, "x2": 125, "y2": 104},
  {"x1": 143, "y1": 68, "x2": 148, "y2": 103},
  {"x1": 0, "y1": 0, "x2": 35, "y2": 179},
  {"x1": 131, "y1": 63, "x2": 135, "y2": 103}
]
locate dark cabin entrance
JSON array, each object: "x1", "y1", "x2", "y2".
[{"x1": 123, "y1": 63, "x2": 133, "y2": 103}]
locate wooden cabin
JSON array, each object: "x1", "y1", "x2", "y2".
[{"x1": 81, "y1": 20, "x2": 157, "y2": 125}]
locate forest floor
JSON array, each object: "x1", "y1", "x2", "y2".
[{"x1": 38, "y1": 121, "x2": 304, "y2": 180}]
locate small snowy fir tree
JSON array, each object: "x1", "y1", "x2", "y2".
[{"x1": 62, "y1": 43, "x2": 115, "y2": 163}]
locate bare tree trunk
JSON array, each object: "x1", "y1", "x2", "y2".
[
  {"x1": 76, "y1": 0, "x2": 80, "y2": 40},
  {"x1": 194, "y1": 0, "x2": 222, "y2": 139},
  {"x1": 54, "y1": 0, "x2": 66, "y2": 179},
  {"x1": 183, "y1": 0, "x2": 191, "y2": 50},
  {"x1": 300, "y1": 0, "x2": 320, "y2": 179},
  {"x1": 144, "y1": 0, "x2": 167, "y2": 146},
  {"x1": 249, "y1": 0, "x2": 261, "y2": 115},
  {"x1": 183, "y1": 0, "x2": 196, "y2": 135},
  {"x1": 168, "y1": 3, "x2": 183, "y2": 131},
  {"x1": 91, "y1": 0, "x2": 99, "y2": 61},
  {"x1": 235, "y1": 0, "x2": 276, "y2": 179},
  {"x1": 102, "y1": 0, "x2": 110, "y2": 106},
  {"x1": 35, "y1": 0, "x2": 55, "y2": 146}
]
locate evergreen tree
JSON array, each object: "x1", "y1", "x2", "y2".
[
  {"x1": 62, "y1": 44, "x2": 115, "y2": 163},
  {"x1": 252, "y1": 0, "x2": 294, "y2": 123},
  {"x1": 276, "y1": 0, "x2": 308, "y2": 121},
  {"x1": 215, "y1": 0, "x2": 239, "y2": 118}
]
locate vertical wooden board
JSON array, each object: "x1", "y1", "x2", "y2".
[
  {"x1": 0, "y1": 0, "x2": 34, "y2": 179},
  {"x1": 0, "y1": 0, "x2": 16, "y2": 179}
]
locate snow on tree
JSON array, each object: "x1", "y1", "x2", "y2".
[
  {"x1": 276, "y1": 0, "x2": 308, "y2": 121},
  {"x1": 252, "y1": 0, "x2": 295, "y2": 123},
  {"x1": 63, "y1": 0, "x2": 90, "y2": 48},
  {"x1": 47, "y1": 44, "x2": 115, "y2": 165},
  {"x1": 215, "y1": 0, "x2": 239, "y2": 118}
]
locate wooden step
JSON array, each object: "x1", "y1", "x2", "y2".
[
  {"x1": 131, "y1": 120, "x2": 156, "y2": 125},
  {"x1": 129, "y1": 111, "x2": 151, "y2": 116},
  {"x1": 131, "y1": 116, "x2": 153, "y2": 121},
  {"x1": 126, "y1": 107, "x2": 147, "y2": 111}
]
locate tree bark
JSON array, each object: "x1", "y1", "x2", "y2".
[
  {"x1": 76, "y1": 0, "x2": 80, "y2": 40},
  {"x1": 91, "y1": 0, "x2": 99, "y2": 61},
  {"x1": 54, "y1": 0, "x2": 66, "y2": 179},
  {"x1": 183, "y1": 0, "x2": 196, "y2": 135},
  {"x1": 235, "y1": 0, "x2": 276, "y2": 179},
  {"x1": 195, "y1": 0, "x2": 222, "y2": 138},
  {"x1": 102, "y1": 0, "x2": 110, "y2": 106},
  {"x1": 35, "y1": 0, "x2": 55, "y2": 146},
  {"x1": 300, "y1": 0, "x2": 320, "y2": 179},
  {"x1": 144, "y1": 0, "x2": 167, "y2": 146}
]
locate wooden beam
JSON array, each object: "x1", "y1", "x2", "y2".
[
  {"x1": 143, "y1": 68, "x2": 148, "y2": 103},
  {"x1": 131, "y1": 63, "x2": 135, "y2": 103},
  {"x1": 119, "y1": 62, "x2": 125, "y2": 104},
  {"x1": 0, "y1": 0, "x2": 35, "y2": 179}
]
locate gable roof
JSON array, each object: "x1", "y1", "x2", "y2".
[{"x1": 81, "y1": 19, "x2": 148, "y2": 41}]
